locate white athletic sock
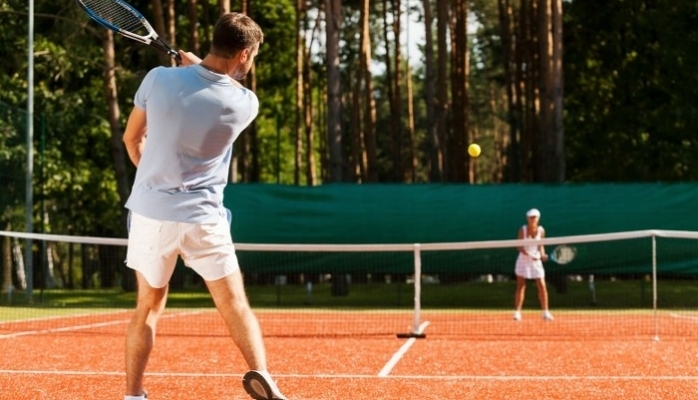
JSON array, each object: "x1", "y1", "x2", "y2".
[{"x1": 124, "y1": 395, "x2": 146, "y2": 400}]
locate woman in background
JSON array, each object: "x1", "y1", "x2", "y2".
[{"x1": 513, "y1": 208, "x2": 554, "y2": 321}]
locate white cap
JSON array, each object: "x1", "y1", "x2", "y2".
[{"x1": 526, "y1": 208, "x2": 541, "y2": 218}]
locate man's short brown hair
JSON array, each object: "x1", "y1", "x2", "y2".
[{"x1": 211, "y1": 13, "x2": 264, "y2": 58}]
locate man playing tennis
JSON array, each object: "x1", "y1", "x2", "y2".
[
  {"x1": 513, "y1": 208, "x2": 554, "y2": 321},
  {"x1": 122, "y1": 13, "x2": 286, "y2": 400}
]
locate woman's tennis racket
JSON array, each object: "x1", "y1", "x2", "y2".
[
  {"x1": 77, "y1": 0, "x2": 181, "y2": 64},
  {"x1": 549, "y1": 244, "x2": 576, "y2": 264}
]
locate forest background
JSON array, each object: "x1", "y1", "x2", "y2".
[{"x1": 1, "y1": 0, "x2": 697, "y2": 246}]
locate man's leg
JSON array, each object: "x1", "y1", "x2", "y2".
[
  {"x1": 206, "y1": 270, "x2": 286, "y2": 399},
  {"x1": 205, "y1": 269, "x2": 267, "y2": 370},
  {"x1": 125, "y1": 272, "x2": 169, "y2": 397}
]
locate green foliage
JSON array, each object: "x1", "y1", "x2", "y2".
[
  {"x1": 564, "y1": 0, "x2": 698, "y2": 181},
  {"x1": 1, "y1": 0, "x2": 126, "y2": 237},
  {"x1": 0, "y1": 101, "x2": 28, "y2": 227},
  {"x1": 1, "y1": 0, "x2": 698, "y2": 235},
  {"x1": 249, "y1": 0, "x2": 299, "y2": 184}
]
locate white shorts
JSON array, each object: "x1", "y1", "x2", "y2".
[
  {"x1": 515, "y1": 254, "x2": 545, "y2": 280},
  {"x1": 126, "y1": 212, "x2": 240, "y2": 288}
]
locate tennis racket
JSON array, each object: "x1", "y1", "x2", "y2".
[
  {"x1": 77, "y1": 0, "x2": 181, "y2": 64},
  {"x1": 549, "y1": 244, "x2": 576, "y2": 264}
]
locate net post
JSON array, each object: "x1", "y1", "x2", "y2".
[
  {"x1": 397, "y1": 243, "x2": 426, "y2": 339},
  {"x1": 413, "y1": 243, "x2": 421, "y2": 334},
  {"x1": 651, "y1": 235, "x2": 659, "y2": 342}
]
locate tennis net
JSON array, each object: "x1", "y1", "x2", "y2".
[{"x1": 1, "y1": 229, "x2": 697, "y2": 340}]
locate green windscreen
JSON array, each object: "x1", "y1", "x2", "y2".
[{"x1": 224, "y1": 183, "x2": 698, "y2": 275}]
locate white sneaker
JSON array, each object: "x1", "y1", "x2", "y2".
[
  {"x1": 543, "y1": 311, "x2": 554, "y2": 321},
  {"x1": 243, "y1": 370, "x2": 287, "y2": 400},
  {"x1": 124, "y1": 391, "x2": 147, "y2": 400},
  {"x1": 513, "y1": 311, "x2": 522, "y2": 321}
]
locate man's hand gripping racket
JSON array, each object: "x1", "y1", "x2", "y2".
[{"x1": 77, "y1": 0, "x2": 181, "y2": 65}]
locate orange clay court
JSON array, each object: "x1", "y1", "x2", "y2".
[{"x1": 0, "y1": 309, "x2": 697, "y2": 399}]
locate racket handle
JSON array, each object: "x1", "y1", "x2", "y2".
[{"x1": 171, "y1": 51, "x2": 182, "y2": 66}]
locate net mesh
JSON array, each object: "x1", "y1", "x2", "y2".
[{"x1": 1, "y1": 230, "x2": 697, "y2": 340}]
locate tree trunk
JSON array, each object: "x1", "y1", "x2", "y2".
[
  {"x1": 103, "y1": 30, "x2": 130, "y2": 235},
  {"x1": 349, "y1": 57, "x2": 364, "y2": 182},
  {"x1": 304, "y1": 10, "x2": 321, "y2": 186},
  {"x1": 436, "y1": 0, "x2": 449, "y2": 180},
  {"x1": 12, "y1": 239, "x2": 26, "y2": 290},
  {"x1": 406, "y1": 64, "x2": 417, "y2": 182},
  {"x1": 2, "y1": 223, "x2": 12, "y2": 293},
  {"x1": 51, "y1": 244, "x2": 66, "y2": 288},
  {"x1": 98, "y1": 244, "x2": 118, "y2": 288},
  {"x1": 360, "y1": 0, "x2": 378, "y2": 183},
  {"x1": 423, "y1": 0, "x2": 441, "y2": 181},
  {"x1": 295, "y1": 0, "x2": 305, "y2": 185},
  {"x1": 405, "y1": 4, "x2": 417, "y2": 182},
  {"x1": 150, "y1": 0, "x2": 170, "y2": 65},
  {"x1": 490, "y1": 82, "x2": 507, "y2": 182},
  {"x1": 166, "y1": 0, "x2": 176, "y2": 66},
  {"x1": 232, "y1": 0, "x2": 245, "y2": 183},
  {"x1": 325, "y1": 0, "x2": 343, "y2": 182},
  {"x1": 462, "y1": 3, "x2": 472, "y2": 183},
  {"x1": 44, "y1": 242, "x2": 55, "y2": 288},
  {"x1": 200, "y1": 1, "x2": 211, "y2": 52},
  {"x1": 498, "y1": 0, "x2": 519, "y2": 181},
  {"x1": 81, "y1": 243, "x2": 90, "y2": 289},
  {"x1": 187, "y1": 0, "x2": 200, "y2": 56},
  {"x1": 522, "y1": 0, "x2": 536, "y2": 181},
  {"x1": 511, "y1": 1, "x2": 525, "y2": 181},
  {"x1": 233, "y1": 0, "x2": 260, "y2": 183},
  {"x1": 304, "y1": 53, "x2": 317, "y2": 185},
  {"x1": 219, "y1": 0, "x2": 230, "y2": 15},
  {"x1": 319, "y1": 84, "x2": 328, "y2": 182},
  {"x1": 349, "y1": 7, "x2": 364, "y2": 183},
  {"x1": 381, "y1": 0, "x2": 394, "y2": 181},
  {"x1": 550, "y1": 0, "x2": 564, "y2": 182},
  {"x1": 391, "y1": 0, "x2": 404, "y2": 181},
  {"x1": 67, "y1": 242, "x2": 74, "y2": 289},
  {"x1": 537, "y1": 0, "x2": 551, "y2": 181},
  {"x1": 450, "y1": 0, "x2": 469, "y2": 182},
  {"x1": 247, "y1": 0, "x2": 260, "y2": 183},
  {"x1": 383, "y1": 0, "x2": 403, "y2": 182}
]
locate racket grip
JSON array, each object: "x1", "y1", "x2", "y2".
[{"x1": 171, "y1": 51, "x2": 182, "y2": 66}]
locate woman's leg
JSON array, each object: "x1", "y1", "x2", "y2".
[{"x1": 535, "y1": 278, "x2": 549, "y2": 311}]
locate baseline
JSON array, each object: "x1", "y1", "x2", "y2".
[{"x1": 1, "y1": 369, "x2": 698, "y2": 381}]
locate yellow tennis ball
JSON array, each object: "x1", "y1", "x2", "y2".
[{"x1": 468, "y1": 143, "x2": 481, "y2": 157}]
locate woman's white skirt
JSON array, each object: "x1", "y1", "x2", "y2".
[{"x1": 515, "y1": 254, "x2": 545, "y2": 279}]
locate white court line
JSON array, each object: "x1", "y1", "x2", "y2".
[
  {"x1": 0, "y1": 319, "x2": 131, "y2": 339},
  {"x1": 0, "y1": 310, "x2": 129, "y2": 325},
  {"x1": 669, "y1": 313, "x2": 698, "y2": 322},
  {"x1": 377, "y1": 321, "x2": 429, "y2": 377},
  {"x1": 1, "y1": 370, "x2": 697, "y2": 381},
  {"x1": 0, "y1": 310, "x2": 206, "y2": 339}
]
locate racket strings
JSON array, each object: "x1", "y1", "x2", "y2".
[
  {"x1": 552, "y1": 245, "x2": 576, "y2": 264},
  {"x1": 82, "y1": 0, "x2": 149, "y2": 36}
]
